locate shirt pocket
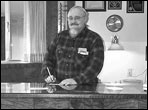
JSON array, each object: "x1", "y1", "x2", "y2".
[{"x1": 76, "y1": 53, "x2": 89, "y2": 65}]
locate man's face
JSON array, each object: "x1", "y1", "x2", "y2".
[{"x1": 68, "y1": 8, "x2": 87, "y2": 36}]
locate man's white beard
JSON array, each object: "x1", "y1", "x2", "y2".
[{"x1": 69, "y1": 28, "x2": 79, "y2": 38}]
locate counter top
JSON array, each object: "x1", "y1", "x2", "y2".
[{"x1": 1, "y1": 82, "x2": 147, "y2": 99}]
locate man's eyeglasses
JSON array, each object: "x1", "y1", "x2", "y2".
[{"x1": 68, "y1": 16, "x2": 85, "y2": 21}]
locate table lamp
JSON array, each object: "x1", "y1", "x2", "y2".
[{"x1": 108, "y1": 35, "x2": 124, "y2": 50}]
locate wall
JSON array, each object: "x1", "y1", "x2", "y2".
[{"x1": 76, "y1": 1, "x2": 147, "y2": 82}]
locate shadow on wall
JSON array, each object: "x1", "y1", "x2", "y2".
[{"x1": 99, "y1": 42, "x2": 147, "y2": 82}]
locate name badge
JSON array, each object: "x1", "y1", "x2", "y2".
[{"x1": 78, "y1": 48, "x2": 89, "y2": 55}]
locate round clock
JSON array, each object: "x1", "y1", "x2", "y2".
[{"x1": 106, "y1": 14, "x2": 123, "y2": 32}]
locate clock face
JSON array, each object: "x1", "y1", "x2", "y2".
[{"x1": 106, "y1": 15, "x2": 123, "y2": 32}]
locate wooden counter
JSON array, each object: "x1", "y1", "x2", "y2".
[{"x1": 1, "y1": 82, "x2": 147, "y2": 109}]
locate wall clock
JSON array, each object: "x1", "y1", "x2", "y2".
[{"x1": 106, "y1": 14, "x2": 123, "y2": 32}]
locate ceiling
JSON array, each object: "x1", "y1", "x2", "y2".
[{"x1": 1, "y1": 1, "x2": 24, "y2": 18}]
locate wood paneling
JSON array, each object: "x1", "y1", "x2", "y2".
[
  {"x1": 1, "y1": 98, "x2": 147, "y2": 109},
  {"x1": 67, "y1": 1, "x2": 75, "y2": 12},
  {"x1": 1, "y1": 98, "x2": 33, "y2": 109},
  {"x1": 1, "y1": 63, "x2": 43, "y2": 82},
  {"x1": 34, "y1": 98, "x2": 70, "y2": 109},
  {"x1": 46, "y1": 1, "x2": 58, "y2": 47},
  {"x1": 1, "y1": 17, "x2": 5, "y2": 60},
  {"x1": 138, "y1": 99, "x2": 147, "y2": 109},
  {"x1": 46, "y1": 1, "x2": 75, "y2": 47},
  {"x1": 104, "y1": 99, "x2": 138, "y2": 109}
]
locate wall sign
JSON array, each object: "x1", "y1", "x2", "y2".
[
  {"x1": 108, "y1": 1, "x2": 122, "y2": 10},
  {"x1": 83, "y1": 1, "x2": 106, "y2": 11},
  {"x1": 127, "y1": 1, "x2": 144, "y2": 13}
]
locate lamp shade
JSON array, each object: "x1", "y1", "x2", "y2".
[{"x1": 108, "y1": 35, "x2": 124, "y2": 50}]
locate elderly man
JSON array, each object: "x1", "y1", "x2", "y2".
[{"x1": 41, "y1": 6, "x2": 104, "y2": 85}]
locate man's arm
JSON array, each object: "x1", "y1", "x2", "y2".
[{"x1": 41, "y1": 36, "x2": 58, "y2": 79}]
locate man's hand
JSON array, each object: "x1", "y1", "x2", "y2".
[
  {"x1": 46, "y1": 85, "x2": 56, "y2": 93},
  {"x1": 45, "y1": 75, "x2": 56, "y2": 83},
  {"x1": 60, "y1": 78, "x2": 77, "y2": 86}
]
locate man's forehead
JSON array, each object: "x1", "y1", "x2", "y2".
[{"x1": 68, "y1": 8, "x2": 85, "y2": 17}]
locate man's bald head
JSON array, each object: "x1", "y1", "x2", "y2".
[{"x1": 68, "y1": 6, "x2": 88, "y2": 18}]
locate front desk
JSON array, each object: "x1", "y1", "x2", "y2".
[{"x1": 1, "y1": 82, "x2": 147, "y2": 109}]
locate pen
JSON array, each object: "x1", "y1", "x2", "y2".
[
  {"x1": 46, "y1": 67, "x2": 56, "y2": 82},
  {"x1": 46, "y1": 67, "x2": 51, "y2": 76}
]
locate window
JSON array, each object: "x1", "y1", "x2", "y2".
[{"x1": 2, "y1": 1, "x2": 46, "y2": 62}]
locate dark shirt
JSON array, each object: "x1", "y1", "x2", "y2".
[{"x1": 41, "y1": 27, "x2": 104, "y2": 84}]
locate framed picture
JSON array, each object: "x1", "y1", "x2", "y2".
[
  {"x1": 108, "y1": 1, "x2": 122, "y2": 10},
  {"x1": 83, "y1": 1, "x2": 106, "y2": 11},
  {"x1": 127, "y1": 1, "x2": 144, "y2": 13}
]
